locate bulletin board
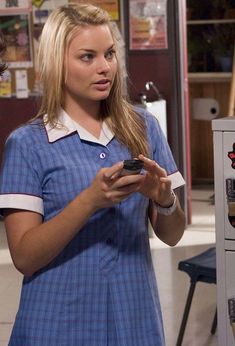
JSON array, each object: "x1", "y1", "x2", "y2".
[
  {"x1": 0, "y1": 13, "x2": 33, "y2": 68},
  {"x1": 0, "y1": 0, "x2": 68, "y2": 97}
]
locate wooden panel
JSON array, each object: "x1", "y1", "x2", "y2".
[
  {"x1": 0, "y1": 98, "x2": 39, "y2": 164},
  {"x1": 190, "y1": 81, "x2": 231, "y2": 182}
]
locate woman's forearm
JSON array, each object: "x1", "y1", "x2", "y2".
[
  {"x1": 149, "y1": 198, "x2": 186, "y2": 246},
  {"x1": 5, "y1": 188, "x2": 97, "y2": 277}
]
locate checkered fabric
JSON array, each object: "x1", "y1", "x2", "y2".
[{"x1": 0, "y1": 108, "x2": 184, "y2": 345}]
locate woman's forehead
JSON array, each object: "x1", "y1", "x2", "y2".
[{"x1": 68, "y1": 24, "x2": 114, "y2": 48}]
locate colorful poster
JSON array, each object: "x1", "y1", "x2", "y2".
[
  {"x1": 129, "y1": 0, "x2": 168, "y2": 50},
  {"x1": 0, "y1": 13, "x2": 33, "y2": 68},
  {"x1": 71, "y1": 0, "x2": 119, "y2": 21}
]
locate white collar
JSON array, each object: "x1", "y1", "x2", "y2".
[{"x1": 45, "y1": 109, "x2": 114, "y2": 146}]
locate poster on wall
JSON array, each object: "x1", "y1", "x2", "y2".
[
  {"x1": 0, "y1": 0, "x2": 31, "y2": 13},
  {"x1": 71, "y1": 0, "x2": 119, "y2": 21},
  {"x1": 0, "y1": 13, "x2": 33, "y2": 68},
  {"x1": 129, "y1": 0, "x2": 168, "y2": 50}
]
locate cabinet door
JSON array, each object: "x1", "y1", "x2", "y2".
[
  {"x1": 223, "y1": 133, "x2": 235, "y2": 240},
  {"x1": 226, "y1": 250, "x2": 235, "y2": 345}
]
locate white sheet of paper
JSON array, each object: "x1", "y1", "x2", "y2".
[{"x1": 15, "y1": 70, "x2": 29, "y2": 99}]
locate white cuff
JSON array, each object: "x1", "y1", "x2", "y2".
[{"x1": 0, "y1": 194, "x2": 44, "y2": 215}]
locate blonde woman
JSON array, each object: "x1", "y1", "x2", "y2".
[{"x1": 0, "y1": 4, "x2": 185, "y2": 345}]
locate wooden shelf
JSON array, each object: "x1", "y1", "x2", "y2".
[
  {"x1": 188, "y1": 72, "x2": 232, "y2": 83},
  {"x1": 187, "y1": 19, "x2": 235, "y2": 25}
]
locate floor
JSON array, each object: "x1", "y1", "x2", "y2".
[{"x1": 0, "y1": 185, "x2": 216, "y2": 346}]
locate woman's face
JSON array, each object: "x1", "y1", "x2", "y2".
[{"x1": 63, "y1": 24, "x2": 117, "y2": 107}]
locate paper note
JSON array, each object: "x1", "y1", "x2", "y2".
[{"x1": 15, "y1": 69, "x2": 29, "y2": 98}]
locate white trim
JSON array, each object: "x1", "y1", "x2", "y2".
[
  {"x1": 169, "y1": 171, "x2": 185, "y2": 190},
  {"x1": 45, "y1": 110, "x2": 76, "y2": 143},
  {"x1": 99, "y1": 122, "x2": 114, "y2": 144},
  {"x1": 72, "y1": 120, "x2": 114, "y2": 146},
  {"x1": 45, "y1": 109, "x2": 114, "y2": 145},
  {"x1": 0, "y1": 194, "x2": 44, "y2": 215}
]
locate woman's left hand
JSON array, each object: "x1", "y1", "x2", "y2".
[{"x1": 138, "y1": 154, "x2": 174, "y2": 207}]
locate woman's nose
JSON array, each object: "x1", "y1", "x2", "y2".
[{"x1": 97, "y1": 58, "x2": 111, "y2": 74}]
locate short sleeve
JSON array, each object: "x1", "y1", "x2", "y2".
[{"x1": 0, "y1": 130, "x2": 44, "y2": 215}]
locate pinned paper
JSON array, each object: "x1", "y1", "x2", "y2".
[
  {"x1": 15, "y1": 70, "x2": 29, "y2": 99},
  {"x1": 0, "y1": 70, "x2": 12, "y2": 98}
]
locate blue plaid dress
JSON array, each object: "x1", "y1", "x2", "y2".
[{"x1": 0, "y1": 108, "x2": 185, "y2": 346}]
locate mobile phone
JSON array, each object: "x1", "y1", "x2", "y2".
[{"x1": 120, "y1": 159, "x2": 144, "y2": 176}]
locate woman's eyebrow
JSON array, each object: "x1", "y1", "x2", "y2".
[{"x1": 76, "y1": 44, "x2": 115, "y2": 53}]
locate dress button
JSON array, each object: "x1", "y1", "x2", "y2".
[{"x1": 99, "y1": 152, "x2": 106, "y2": 159}]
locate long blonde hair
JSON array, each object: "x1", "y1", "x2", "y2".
[{"x1": 36, "y1": 3, "x2": 149, "y2": 157}]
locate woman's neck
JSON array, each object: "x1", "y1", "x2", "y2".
[{"x1": 63, "y1": 99, "x2": 103, "y2": 139}]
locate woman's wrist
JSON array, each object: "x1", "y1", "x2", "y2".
[{"x1": 152, "y1": 191, "x2": 177, "y2": 215}]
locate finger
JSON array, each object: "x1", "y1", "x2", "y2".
[
  {"x1": 114, "y1": 182, "x2": 142, "y2": 196},
  {"x1": 138, "y1": 154, "x2": 167, "y2": 177},
  {"x1": 103, "y1": 161, "x2": 124, "y2": 179},
  {"x1": 114, "y1": 173, "x2": 144, "y2": 188},
  {"x1": 159, "y1": 177, "x2": 172, "y2": 186}
]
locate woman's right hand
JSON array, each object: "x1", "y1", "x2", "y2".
[{"x1": 87, "y1": 161, "x2": 145, "y2": 210}]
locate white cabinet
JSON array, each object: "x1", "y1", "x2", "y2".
[
  {"x1": 213, "y1": 117, "x2": 235, "y2": 345},
  {"x1": 226, "y1": 250, "x2": 235, "y2": 344}
]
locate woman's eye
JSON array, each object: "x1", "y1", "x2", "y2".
[
  {"x1": 106, "y1": 49, "x2": 116, "y2": 60},
  {"x1": 81, "y1": 53, "x2": 93, "y2": 62}
]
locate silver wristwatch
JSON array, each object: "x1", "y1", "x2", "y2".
[{"x1": 153, "y1": 191, "x2": 177, "y2": 216}]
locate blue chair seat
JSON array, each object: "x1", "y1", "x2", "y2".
[{"x1": 176, "y1": 247, "x2": 217, "y2": 346}]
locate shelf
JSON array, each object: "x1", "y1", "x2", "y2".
[
  {"x1": 188, "y1": 72, "x2": 232, "y2": 83},
  {"x1": 187, "y1": 19, "x2": 235, "y2": 25}
]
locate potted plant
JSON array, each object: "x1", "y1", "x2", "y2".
[
  {"x1": 212, "y1": 24, "x2": 235, "y2": 71},
  {"x1": 211, "y1": 0, "x2": 227, "y2": 19},
  {"x1": 187, "y1": 28, "x2": 213, "y2": 72}
]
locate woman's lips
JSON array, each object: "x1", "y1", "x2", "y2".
[{"x1": 94, "y1": 80, "x2": 111, "y2": 91}]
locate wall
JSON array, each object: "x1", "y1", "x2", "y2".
[
  {"x1": 0, "y1": 97, "x2": 39, "y2": 164},
  {"x1": 190, "y1": 81, "x2": 231, "y2": 182}
]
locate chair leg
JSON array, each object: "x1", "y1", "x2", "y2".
[
  {"x1": 176, "y1": 281, "x2": 196, "y2": 346},
  {"x1": 210, "y1": 308, "x2": 217, "y2": 335}
]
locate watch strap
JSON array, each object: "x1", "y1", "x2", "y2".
[{"x1": 153, "y1": 191, "x2": 177, "y2": 216}]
